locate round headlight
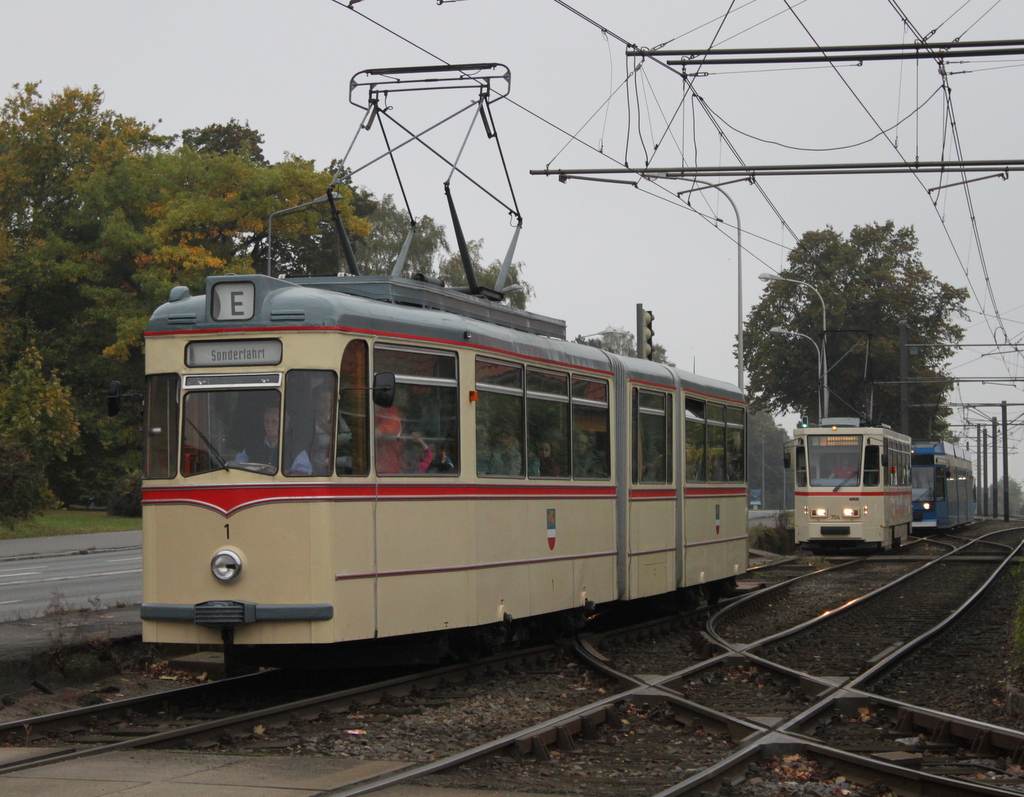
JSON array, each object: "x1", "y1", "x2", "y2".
[
  {"x1": 922, "y1": 502, "x2": 931, "y2": 510},
  {"x1": 211, "y1": 550, "x2": 242, "y2": 582}
]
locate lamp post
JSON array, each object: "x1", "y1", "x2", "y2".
[
  {"x1": 769, "y1": 327, "x2": 822, "y2": 422},
  {"x1": 760, "y1": 273, "x2": 829, "y2": 417},
  {"x1": 677, "y1": 181, "x2": 744, "y2": 393}
]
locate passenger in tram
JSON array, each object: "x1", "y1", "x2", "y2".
[
  {"x1": 829, "y1": 457, "x2": 859, "y2": 480},
  {"x1": 402, "y1": 431, "x2": 435, "y2": 473},
  {"x1": 427, "y1": 440, "x2": 456, "y2": 472},
  {"x1": 375, "y1": 404, "x2": 405, "y2": 474},
  {"x1": 286, "y1": 386, "x2": 340, "y2": 476},
  {"x1": 235, "y1": 404, "x2": 280, "y2": 469},
  {"x1": 528, "y1": 441, "x2": 560, "y2": 477},
  {"x1": 490, "y1": 429, "x2": 523, "y2": 476}
]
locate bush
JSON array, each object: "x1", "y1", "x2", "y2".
[
  {"x1": 749, "y1": 510, "x2": 796, "y2": 554},
  {"x1": 107, "y1": 469, "x2": 142, "y2": 517},
  {"x1": 0, "y1": 436, "x2": 54, "y2": 525}
]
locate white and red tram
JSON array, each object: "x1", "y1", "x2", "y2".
[{"x1": 134, "y1": 274, "x2": 747, "y2": 665}]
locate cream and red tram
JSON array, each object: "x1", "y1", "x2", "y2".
[
  {"x1": 785, "y1": 419, "x2": 912, "y2": 553},
  {"x1": 138, "y1": 274, "x2": 747, "y2": 665}
]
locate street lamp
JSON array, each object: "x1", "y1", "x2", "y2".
[
  {"x1": 678, "y1": 181, "x2": 745, "y2": 393},
  {"x1": 760, "y1": 272, "x2": 829, "y2": 416},
  {"x1": 769, "y1": 326, "x2": 822, "y2": 422}
]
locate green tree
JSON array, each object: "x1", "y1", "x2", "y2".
[
  {"x1": 180, "y1": 118, "x2": 267, "y2": 164},
  {"x1": 744, "y1": 222, "x2": 968, "y2": 436},
  {"x1": 0, "y1": 346, "x2": 79, "y2": 521},
  {"x1": 350, "y1": 193, "x2": 450, "y2": 277},
  {"x1": 574, "y1": 327, "x2": 674, "y2": 366},
  {"x1": 438, "y1": 238, "x2": 535, "y2": 311},
  {"x1": 0, "y1": 83, "x2": 368, "y2": 508}
]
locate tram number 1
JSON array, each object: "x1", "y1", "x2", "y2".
[{"x1": 225, "y1": 524, "x2": 230, "y2": 540}]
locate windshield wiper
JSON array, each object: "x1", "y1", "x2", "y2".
[
  {"x1": 833, "y1": 474, "x2": 858, "y2": 492},
  {"x1": 184, "y1": 418, "x2": 229, "y2": 472}
]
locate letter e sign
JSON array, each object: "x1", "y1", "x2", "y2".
[{"x1": 212, "y1": 282, "x2": 255, "y2": 321}]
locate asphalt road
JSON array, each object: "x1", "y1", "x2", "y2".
[{"x1": 0, "y1": 530, "x2": 141, "y2": 619}]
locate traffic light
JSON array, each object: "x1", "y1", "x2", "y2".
[{"x1": 636, "y1": 303, "x2": 655, "y2": 360}]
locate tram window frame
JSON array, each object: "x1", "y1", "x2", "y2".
[
  {"x1": 707, "y1": 403, "x2": 726, "y2": 483},
  {"x1": 864, "y1": 444, "x2": 881, "y2": 486},
  {"x1": 339, "y1": 340, "x2": 370, "y2": 476},
  {"x1": 526, "y1": 368, "x2": 570, "y2": 480},
  {"x1": 685, "y1": 398, "x2": 707, "y2": 482},
  {"x1": 726, "y1": 405, "x2": 745, "y2": 483},
  {"x1": 572, "y1": 377, "x2": 610, "y2": 480},
  {"x1": 143, "y1": 373, "x2": 179, "y2": 479},
  {"x1": 475, "y1": 359, "x2": 524, "y2": 477},
  {"x1": 374, "y1": 345, "x2": 460, "y2": 477},
  {"x1": 181, "y1": 385, "x2": 282, "y2": 477},
  {"x1": 633, "y1": 388, "x2": 673, "y2": 484},
  {"x1": 282, "y1": 370, "x2": 337, "y2": 477},
  {"x1": 795, "y1": 444, "x2": 808, "y2": 487}
]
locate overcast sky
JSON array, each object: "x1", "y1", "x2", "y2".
[{"x1": 4, "y1": 0, "x2": 1023, "y2": 484}]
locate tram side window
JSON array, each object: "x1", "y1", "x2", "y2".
[
  {"x1": 475, "y1": 359, "x2": 524, "y2": 477},
  {"x1": 633, "y1": 389, "x2": 672, "y2": 484},
  {"x1": 934, "y1": 466, "x2": 947, "y2": 500},
  {"x1": 375, "y1": 346, "x2": 459, "y2": 476},
  {"x1": 726, "y1": 406, "x2": 745, "y2": 483},
  {"x1": 864, "y1": 445, "x2": 881, "y2": 486},
  {"x1": 795, "y1": 445, "x2": 808, "y2": 487},
  {"x1": 283, "y1": 371, "x2": 337, "y2": 477},
  {"x1": 524, "y1": 369, "x2": 569, "y2": 479},
  {"x1": 707, "y1": 404, "x2": 726, "y2": 482},
  {"x1": 685, "y1": 398, "x2": 706, "y2": 482},
  {"x1": 144, "y1": 374, "x2": 179, "y2": 479},
  {"x1": 572, "y1": 378, "x2": 610, "y2": 479},
  {"x1": 339, "y1": 340, "x2": 369, "y2": 476}
]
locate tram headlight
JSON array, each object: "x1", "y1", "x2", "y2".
[
  {"x1": 922, "y1": 502, "x2": 932, "y2": 510},
  {"x1": 842, "y1": 507, "x2": 860, "y2": 518},
  {"x1": 211, "y1": 550, "x2": 242, "y2": 582},
  {"x1": 811, "y1": 508, "x2": 828, "y2": 518}
]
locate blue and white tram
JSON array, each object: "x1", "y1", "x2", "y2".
[
  {"x1": 911, "y1": 441, "x2": 976, "y2": 533},
  {"x1": 132, "y1": 273, "x2": 748, "y2": 667}
]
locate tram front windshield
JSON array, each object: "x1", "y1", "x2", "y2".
[
  {"x1": 182, "y1": 388, "x2": 282, "y2": 476},
  {"x1": 807, "y1": 434, "x2": 862, "y2": 487},
  {"x1": 911, "y1": 467, "x2": 934, "y2": 502}
]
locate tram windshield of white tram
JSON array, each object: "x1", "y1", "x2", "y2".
[{"x1": 805, "y1": 434, "x2": 864, "y2": 487}]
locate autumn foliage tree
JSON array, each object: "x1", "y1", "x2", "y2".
[{"x1": 0, "y1": 83, "x2": 365, "y2": 507}]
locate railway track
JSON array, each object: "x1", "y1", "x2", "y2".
[{"x1": 5, "y1": 523, "x2": 1024, "y2": 796}]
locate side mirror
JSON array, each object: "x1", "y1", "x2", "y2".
[
  {"x1": 372, "y1": 372, "x2": 396, "y2": 408},
  {"x1": 783, "y1": 452, "x2": 791, "y2": 469},
  {"x1": 881, "y1": 453, "x2": 889, "y2": 467},
  {"x1": 107, "y1": 381, "x2": 123, "y2": 417}
]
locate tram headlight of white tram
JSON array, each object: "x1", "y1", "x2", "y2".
[
  {"x1": 211, "y1": 550, "x2": 242, "y2": 582},
  {"x1": 811, "y1": 508, "x2": 828, "y2": 518},
  {"x1": 842, "y1": 507, "x2": 860, "y2": 518}
]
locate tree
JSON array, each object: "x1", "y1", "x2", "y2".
[
  {"x1": 0, "y1": 83, "x2": 368, "y2": 507},
  {"x1": 180, "y1": 118, "x2": 267, "y2": 164},
  {"x1": 744, "y1": 222, "x2": 968, "y2": 437},
  {"x1": 350, "y1": 193, "x2": 450, "y2": 277},
  {"x1": 574, "y1": 327, "x2": 675, "y2": 366},
  {"x1": 0, "y1": 346, "x2": 79, "y2": 522},
  {"x1": 438, "y1": 238, "x2": 535, "y2": 311}
]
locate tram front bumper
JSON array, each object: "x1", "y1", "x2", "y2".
[{"x1": 141, "y1": 600, "x2": 333, "y2": 628}]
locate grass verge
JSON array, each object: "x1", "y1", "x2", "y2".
[{"x1": 0, "y1": 509, "x2": 140, "y2": 540}]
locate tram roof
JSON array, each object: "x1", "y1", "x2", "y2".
[{"x1": 148, "y1": 274, "x2": 742, "y2": 404}]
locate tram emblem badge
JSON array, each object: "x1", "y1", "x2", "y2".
[{"x1": 547, "y1": 509, "x2": 556, "y2": 550}]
